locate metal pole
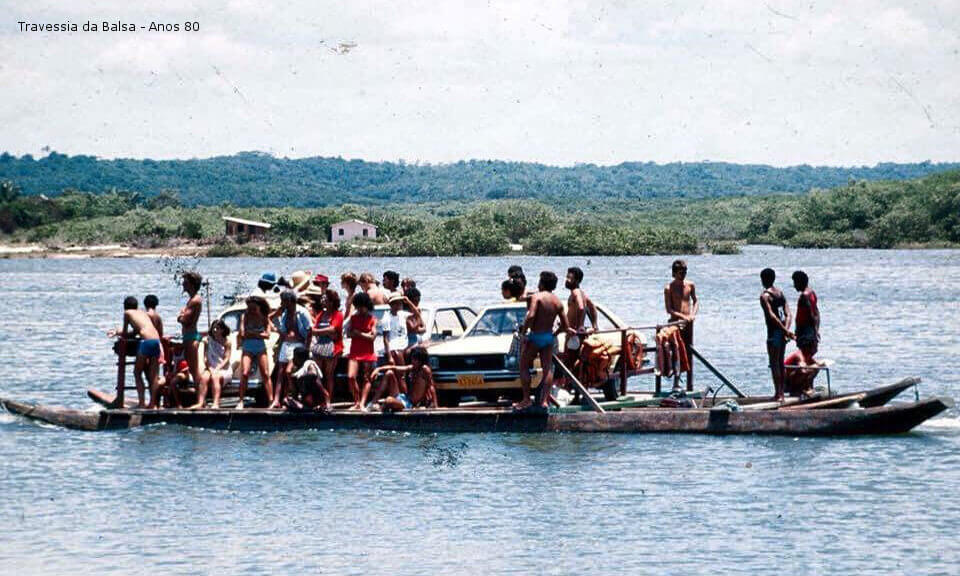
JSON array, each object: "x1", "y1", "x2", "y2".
[
  {"x1": 553, "y1": 354, "x2": 605, "y2": 413},
  {"x1": 619, "y1": 329, "x2": 628, "y2": 396}
]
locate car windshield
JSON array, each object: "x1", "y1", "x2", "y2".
[{"x1": 467, "y1": 308, "x2": 526, "y2": 336}]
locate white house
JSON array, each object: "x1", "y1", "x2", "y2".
[{"x1": 330, "y1": 219, "x2": 377, "y2": 243}]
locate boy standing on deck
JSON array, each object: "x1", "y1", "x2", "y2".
[
  {"x1": 664, "y1": 260, "x2": 698, "y2": 389},
  {"x1": 178, "y1": 272, "x2": 204, "y2": 394},
  {"x1": 136, "y1": 294, "x2": 166, "y2": 390},
  {"x1": 109, "y1": 296, "x2": 162, "y2": 408},
  {"x1": 759, "y1": 268, "x2": 793, "y2": 401},
  {"x1": 515, "y1": 271, "x2": 572, "y2": 411}
]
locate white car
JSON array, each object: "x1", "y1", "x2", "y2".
[{"x1": 425, "y1": 301, "x2": 643, "y2": 406}]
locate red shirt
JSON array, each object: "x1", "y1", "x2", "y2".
[
  {"x1": 348, "y1": 312, "x2": 377, "y2": 361},
  {"x1": 795, "y1": 289, "x2": 818, "y2": 329},
  {"x1": 314, "y1": 310, "x2": 344, "y2": 356}
]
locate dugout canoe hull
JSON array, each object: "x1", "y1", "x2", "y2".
[{"x1": 1, "y1": 395, "x2": 952, "y2": 436}]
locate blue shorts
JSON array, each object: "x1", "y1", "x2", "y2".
[
  {"x1": 396, "y1": 393, "x2": 413, "y2": 410},
  {"x1": 243, "y1": 339, "x2": 267, "y2": 356},
  {"x1": 138, "y1": 339, "x2": 161, "y2": 358},
  {"x1": 527, "y1": 331, "x2": 555, "y2": 350},
  {"x1": 766, "y1": 328, "x2": 786, "y2": 347}
]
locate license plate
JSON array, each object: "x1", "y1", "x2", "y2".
[{"x1": 456, "y1": 374, "x2": 485, "y2": 387}]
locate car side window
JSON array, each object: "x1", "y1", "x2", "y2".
[
  {"x1": 433, "y1": 310, "x2": 465, "y2": 339},
  {"x1": 220, "y1": 310, "x2": 242, "y2": 333}
]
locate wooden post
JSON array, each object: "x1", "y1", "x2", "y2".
[
  {"x1": 116, "y1": 338, "x2": 127, "y2": 404},
  {"x1": 619, "y1": 329, "x2": 628, "y2": 396},
  {"x1": 553, "y1": 354, "x2": 605, "y2": 413}
]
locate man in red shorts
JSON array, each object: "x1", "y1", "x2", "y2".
[{"x1": 785, "y1": 270, "x2": 822, "y2": 397}]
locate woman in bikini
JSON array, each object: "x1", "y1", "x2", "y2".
[{"x1": 237, "y1": 296, "x2": 273, "y2": 410}]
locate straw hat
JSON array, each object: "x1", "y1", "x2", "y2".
[{"x1": 289, "y1": 270, "x2": 312, "y2": 293}]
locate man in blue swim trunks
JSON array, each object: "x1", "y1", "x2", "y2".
[
  {"x1": 516, "y1": 271, "x2": 572, "y2": 411},
  {"x1": 177, "y1": 271, "x2": 204, "y2": 399},
  {"x1": 110, "y1": 296, "x2": 162, "y2": 408}
]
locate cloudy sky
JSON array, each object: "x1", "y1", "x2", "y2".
[{"x1": 2, "y1": 0, "x2": 958, "y2": 166}]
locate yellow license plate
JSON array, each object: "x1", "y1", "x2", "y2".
[{"x1": 456, "y1": 374, "x2": 485, "y2": 387}]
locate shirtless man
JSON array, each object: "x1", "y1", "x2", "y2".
[
  {"x1": 138, "y1": 294, "x2": 165, "y2": 385},
  {"x1": 792, "y1": 270, "x2": 820, "y2": 356},
  {"x1": 359, "y1": 272, "x2": 388, "y2": 305},
  {"x1": 759, "y1": 268, "x2": 793, "y2": 401},
  {"x1": 516, "y1": 271, "x2": 572, "y2": 411},
  {"x1": 664, "y1": 260, "x2": 698, "y2": 389},
  {"x1": 785, "y1": 270, "x2": 822, "y2": 397},
  {"x1": 178, "y1": 271, "x2": 204, "y2": 393},
  {"x1": 110, "y1": 297, "x2": 162, "y2": 408},
  {"x1": 565, "y1": 267, "x2": 591, "y2": 347}
]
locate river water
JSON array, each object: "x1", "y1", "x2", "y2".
[{"x1": 1, "y1": 249, "x2": 958, "y2": 575}]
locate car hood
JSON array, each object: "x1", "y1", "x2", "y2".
[{"x1": 429, "y1": 335, "x2": 513, "y2": 356}]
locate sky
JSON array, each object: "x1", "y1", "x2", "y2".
[{"x1": 2, "y1": 0, "x2": 958, "y2": 166}]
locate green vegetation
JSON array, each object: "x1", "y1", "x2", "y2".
[
  {"x1": 1, "y1": 170, "x2": 958, "y2": 256},
  {"x1": 2, "y1": 151, "x2": 958, "y2": 206}
]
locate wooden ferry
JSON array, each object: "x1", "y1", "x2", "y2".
[{"x1": 1, "y1": 378, "x2": 951, "y2": 435}]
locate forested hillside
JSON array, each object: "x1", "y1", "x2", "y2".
[
  {"x1": 1, "y1": 151, "x2": 957, "y2": 207},
  {"x1": 1, "y1": 170, "x2": 957, "y2": 255}
]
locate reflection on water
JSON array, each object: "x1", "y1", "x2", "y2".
[{"x1": 0, "y1": 249, "x2": 958, "y2": 574}]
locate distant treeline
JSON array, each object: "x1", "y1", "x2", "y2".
[
  {"x1": 1, "y1": 170, "x2": 957, "y2": 255},
  {"x1": 2, "y1": 151, "x2": 958, "y2": 207}
]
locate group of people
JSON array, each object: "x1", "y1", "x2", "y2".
[
  {"x1": 114, "y1": 269, "x2": 438, "y2": 413},
  {"x1": 759, "y1": 268, "x2": 822, "y2": 401},
  {"x1": 502, "y1": 258, "x2": 823, "y2": 410},
  {"x1": 113, "y1": 258, "x2": 824, "y2": 412}
]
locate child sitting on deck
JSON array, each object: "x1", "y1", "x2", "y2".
[
  {"x1": 284, "y1": 347, "x2": 328, "y2": 412},
  {"x1": 367, "y1": 347, "x2": 437, "y2": 412}
]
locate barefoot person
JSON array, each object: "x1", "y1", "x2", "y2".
[
  {"x1": 564, "y1": 266, "x2": 591, "y2": 358},
  {"x1": 516, "y1": 271, "x2": 572, "y2": 411},
  {"x1": 785, "y1": 270, "x2": 822, "y2": 397},
  {"x1": 285, "y1": 347, "x2": 327, "y2": 411},
  {"x1": 110, "y1": 296, "x2": 162, "y2": 408},
  {"x1": 236, "y1": 296, "x2": 273, "y2": 410},
  {"x1": 178, "y1": 271, "x2": 204, "y2": 393},
  {"x1": 273, "y1": 289, "x2": 311, "y2": 409},
  {"x1": 792, "y1": 270, "x2": 820, "y2": 356},
  {"x1": 310, "y1": 289, "x2": 343, "y2": 409},
  {"x1": 348, "y1": 291, "x2": 378, "y2": 410},
  {"x1": 403, "y1": 287, "x2": 426, "y2": 353},
  {"x1": 759, "y1": 268, "x2": 793, "y2": 401},
  {"x1": 382, "y1": 292, "x2": 410, "y2": 365},
  {"x1": 664, "y1": 260, "x2": 698, "y2": 389},
  {"x1": 137, "y1": 294, "x2": 166, "y2": 387},
  {"x1": 191, "y1": 320, "x2": 232, "y2": 409},
  {"x1": 368, "y1": 347, "x2": 438, "y2": 412}
]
